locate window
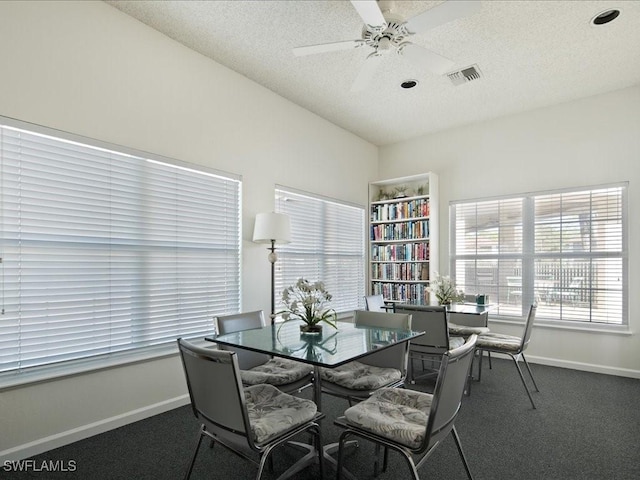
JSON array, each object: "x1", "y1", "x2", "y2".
[
  {"x1": 0, "y1": 118, "x2": 241, "y2": 378},
  {"x1": 275, "y1": 186, "x2": 365, "y2": 314},
  {"x1": 450, "y1": 184, "x2": 627, "y2": 325}
]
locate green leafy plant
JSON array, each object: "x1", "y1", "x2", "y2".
[
  {"x1": 376, "y1": 189, "x2": 391, "y2": 201},
  {"x1": 427, "y1": 273, "x2": 465, "y2": 305},
  {"x1": 278, "y1": 278, "x2": 338, "y2": 332},
  {"x1": 393, "y1": 185, "x2": 409, "y2": 198}
]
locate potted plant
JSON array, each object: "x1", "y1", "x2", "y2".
[
  {"x1": 278, "y1": 278, "x2": 338, "y2": 334},
  {"x1": 393, "y1": 185, "x2": 409, "y2": 198}
]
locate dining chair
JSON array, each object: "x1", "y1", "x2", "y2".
[
  {"x1": 177, "y1": 338, "x2": 323, "y2": 480},
  {"x1": 215, "y1": 310, "x2": 313, "y2": 394},
  {"x1": 475, "y1": 304, "x2": 540, "y2": 408},
  {"x1": 448, "y1": 311, "x2": 490, "y2": 332},
  {"x1": 393, "y1": 304, "x2": 465, "y2": 384},
  {"x1": 445, "y1": 311, "x2": 491, "y2": 393},
  {"x1": 364, "y1": 294, "x2": 387, "y2": 311},
  {"x1": 334, "y1": 334, "x2": 478, "y2": 480},
  {"x1": 319, "y1": 310, "x2": 412, "y2": 405}
]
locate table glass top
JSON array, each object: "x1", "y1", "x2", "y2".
[
  {"x1": 206, "y1": 320, "x2": 423, "y2": 368},
  {"x1": 394, "y1": 302, "x2": 496, "y2": 315}
]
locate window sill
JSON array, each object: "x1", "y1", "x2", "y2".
[
  {"x1": 489, "y1": 316, "x2": 632, "y2": 335},
  {"x1": 0, "y1": 338, "x2": 212, "y2": 392}
]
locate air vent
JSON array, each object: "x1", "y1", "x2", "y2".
[{"x1": 447, "y1": 65, "x2": 482, "y2": 86}]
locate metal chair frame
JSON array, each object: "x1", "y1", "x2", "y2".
[
  {"x1": 364, "y1": 294, "x2": 387, "y2": 312},
  {"x1": 334, "y1": 335, "x2": 478, "y2": 480},
  {"x1": 476, "y1": 304, "x2": 540, "y2": 408},
  {"x1": 394, "y1": 304, "x2": 462, "y2": 384},
  {"x1": 321, "y1": 310, "x2": 412, "y2": 405},
  {"x1": 177, "y1": 338, "x2": 324, "y2": 480},
  {"x1": 215, "y1": 310, "x2": 313, "y2": 394}
]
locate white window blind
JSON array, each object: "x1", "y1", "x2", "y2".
[
  {"x1": 275, "y1": 187, "x2": 365, "y2": 314},
  {"x1": 0, "y1": 119, "x2": 241, "y2": 376},
  {"x1": 450, "y1": 184, "x2": 627, "y2": 325}
]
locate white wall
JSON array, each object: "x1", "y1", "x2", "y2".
[
  {"x1": 0, "y1": 1, "x2": 377, "y2": 458},
  {"x1": 380, "y1": 85, "x2": 640, "y2": 377}
]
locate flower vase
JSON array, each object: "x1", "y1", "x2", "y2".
[{"x1": 300, "y1": 324, "x2": 323, "y2": 336}]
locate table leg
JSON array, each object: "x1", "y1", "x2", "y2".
[
  {"x1": 312, "y1": 365, "x2": 358, "y2": 480},
  {"x1": 313, "y1": 365, "x2": 323, "y2": 411}
]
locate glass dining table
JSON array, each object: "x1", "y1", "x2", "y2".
[
  {"x1": 206, "y1": 318, "x2": 424, "y2": 479},
  {"x1": 206, "y1": 319, "x2": 424, "y2": 411}
]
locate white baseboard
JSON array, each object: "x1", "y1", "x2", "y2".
[
  {"x1": 526, "y1": 355, "x2": 640, "y2": 379},
  {"x1": 0, "y1": 394, "x2": 190, "y2": 462}
]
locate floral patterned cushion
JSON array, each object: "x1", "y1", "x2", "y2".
[
  {"x1": 319, "y1": 360, "x2": 402, "y2": 390},
  {"x1": 240, "y1": 357, "x2": 312, "y2": 386},
  {"x1": 344, "y1": 387, "x2": 433, "y2": 449},
  {"x1": 449, "y1": 335, "x2": 466, "y2": 349},
  {"x1": 244, "y1": 384, "x2": 317, "y2": 444},
  {"x1": 476, "y1": 332, "x2": 522, "y2": 352},
  {"x1": 448, "y1": 323, "x2": 490, "y2": 336}
]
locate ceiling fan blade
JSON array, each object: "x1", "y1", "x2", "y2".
[
  {"x1": 293, "y1": 39, "x2": 362, "y2": 57},
  {"x1": 350, "y1": 52, "x2": 384, "y2": 92},
  {"x1": 400, "y1": 43, "x2": 455, "y2": 75},
  {"x1": 405, "y1": 0, "x2": 481, "y2": 34},
  {"x1": 350, "y1": 0, "x2": 386, "y2": 27}
]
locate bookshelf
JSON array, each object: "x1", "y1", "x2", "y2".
[{"x1": 368, "y1": 173, "x2": 438, "y2": 305}]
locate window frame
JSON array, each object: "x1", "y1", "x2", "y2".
[
  {"x1": 0, "y1": 116, "x2": 242, "y2": 388},
  {"x1": 449, "y1": 183, "x2": 628, "y2": 329},
  {"x1": 275, "y1": 185, "x2": 366, "y2": 316}
]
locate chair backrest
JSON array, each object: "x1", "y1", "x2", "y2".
[
  {"x1": 353, "y1": 310, "x2": 412, "y2": 373},
  {"x1": 520, "y1": 304, "x2": 537, "y2": 352},
  {"x1": 423, "y1": 334, "x2": 477, "y2": 452},
  {"x1": 215, "y1": 310, "x2": 270, "y2": 369},
  {"x1": 448, "y1": 311, "x2": 489, "y2": 328},
  {"x1": 177, "y1": 339, "x2": 251, "y2": 441},
  {"x1": 364, "y1": 294, "x2": 386, "y2": 311},
  {"x1": 394, "y1": 304, "x2": 450, "y2": 352}
]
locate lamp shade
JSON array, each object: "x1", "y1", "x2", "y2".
[{"x1": 252, "y1": 212, "x2": 291, "y2": 245}]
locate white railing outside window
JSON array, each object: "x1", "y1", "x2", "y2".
[
  {"x1": 450, "y1": 184, "x2": 627, "y2": 325},
  {"x1": 0, "y1": 118, "x2": 241, "y2": 380},
  {"x1": 275, "y1": 187, "x2": 365, "y2": 314}
]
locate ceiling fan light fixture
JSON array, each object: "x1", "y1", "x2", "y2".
[
  {"x1": 401, "y1": 79, "x2": 418, "y2": 89},
  {"x1": 591, "y1": 9, "x2": 620, "y2": 25}
]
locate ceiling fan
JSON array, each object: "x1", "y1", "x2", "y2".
[{"x1": 293, "y1": 0, "x2": 481, "y2": 92}]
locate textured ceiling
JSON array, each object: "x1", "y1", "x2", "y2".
[{"x1": 105, "y1": 0, "x2": 640, "y2": 146}]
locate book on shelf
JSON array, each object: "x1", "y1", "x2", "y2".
[
  {"x1": 370, "y1": 198, "x2": 430, "y2": 222},
  {"x1": 370, "y1": 220, "x2": 429, "y2": 241},
  {"x1": 371, "y1": 243, "x2": 429, "y2": 261}
]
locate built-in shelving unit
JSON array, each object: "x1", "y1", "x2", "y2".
[{"x1": 368, "y1": 173, "x2": 438, "y2": 304}]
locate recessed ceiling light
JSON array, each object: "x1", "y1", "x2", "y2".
[
  {"x1": 401, "y1": 80, "x2": 418, "y2": 89},
  {"x1": 591, "y1": 9, "x2": 620, "y2": 25}
]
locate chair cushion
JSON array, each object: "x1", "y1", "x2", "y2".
[
  {"x1": 449, "y1": 323, "x2": 490, "y2": 336},
  {"x1": 344, "y1": 388, "x2": 433, "y2": 449},
  {"x1": 449, "y1": 335, "x2": 466, "y2": 349},
  {"x1": 320, "y1": 360, "x2": 402, "y2": 390},
  {"x1": 240, "y1": 358, "x2": 312, "y2": 386},
  {"x1": 476, "y1": 332, "x2": 521, "y2": 352},
  {"x1": 244, "y1": 384, "x2": 317, "y2": 444}
]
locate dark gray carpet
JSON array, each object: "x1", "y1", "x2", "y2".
[{"x1": 3, "y1": 358, "x2": 640, "y2": 480}]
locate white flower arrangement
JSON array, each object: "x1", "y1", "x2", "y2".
[
  {"x1": 427, "y1": 273, "x2": 465, "y2": 305},
  {"x1": 278, "y1": 278, "x2": 338, "y2": 332}
]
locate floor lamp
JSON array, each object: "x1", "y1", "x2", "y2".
[{"x1": 252, "y1": 212, "x2": 291, "y2": 324}]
